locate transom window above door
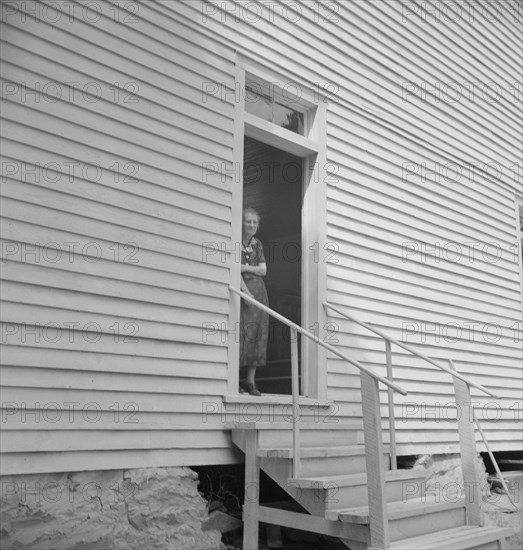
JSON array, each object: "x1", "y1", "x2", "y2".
[{"x1": 244, "y1": 73, "x2": 309, "y2": 136}]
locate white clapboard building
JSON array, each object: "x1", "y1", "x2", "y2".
[{"x1": 1, "y1": 1, "x2": 522, "y2": 549}]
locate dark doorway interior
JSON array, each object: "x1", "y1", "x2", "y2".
[{"x1": 243, "y1": 137, "x2": 303, "y2": 395}]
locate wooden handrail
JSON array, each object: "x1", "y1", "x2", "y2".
[
  {"x1": 230, "y1": 286, "x2": 407, "y2": 395},
  {"x1": 231, "y1": 284, "x2": 405, "y2": 537},
  {"x1": 323, "y1": 302, "x2": 500, "y2": 399}
]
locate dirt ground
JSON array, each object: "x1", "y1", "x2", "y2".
[{"x1": 483, "y1": 493, "x2": 523, "y2": 550}]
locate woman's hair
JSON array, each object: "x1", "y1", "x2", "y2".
[{"x1": 243, "y1": 207, "x2": 261, "y2": 223}]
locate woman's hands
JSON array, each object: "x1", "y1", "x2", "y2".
[{"x1": 242, "y1": 262, "x2": 267, "y2": 276}]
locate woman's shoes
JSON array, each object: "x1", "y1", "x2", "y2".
[{"x1": 239, "y1": 379, "x2": 262, "y2": 396}]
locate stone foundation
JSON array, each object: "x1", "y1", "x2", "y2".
[
  {"x1": 0, "y1": 467, "x2": 224, "y2": 550},
  {"x1": 413, "y1": 453, "x2": 490, "y2": 502}
]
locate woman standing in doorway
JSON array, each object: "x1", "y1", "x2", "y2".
[{"x1": 240, "y1": 207, "x2": 269, "y2": 396}]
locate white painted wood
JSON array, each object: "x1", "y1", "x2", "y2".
[
  {"x1": 389, "y1": 525, "x2": 514, "y2": 550},
  {"x1": 361, "y1": 372, "x2": 390, "y2": 549},
  {"x1": 226, "y1": 59, "x2": 245, "y2": 396},
  {"x1": 332, "y1": 497, "x2": 468, "y2": 542},
  {"x1": 290, "y1": 327, "x2": 301, "y2": 478},
  {"x1": 450, "y1": 360, "x2": 483, "y2": 526},
  {"x1": 242, "y1": 430, "x2": 260, "y2": 550},
  {"x1": 0, "y1": 447, "x2": 241, "y2": 476},
  {"x1": 1, "y1": 0, "x2": 521, "y2": 475},
  {"x1": 385, "y1": 340, "x2": 397, "y2": 470},
  {"x1": 258, "y1": 505, "x2": 369, "y2": 544}
]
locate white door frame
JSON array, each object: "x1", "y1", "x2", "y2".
[{"x1": 228, "y1": 60, "x2": 329, "y2": 400}]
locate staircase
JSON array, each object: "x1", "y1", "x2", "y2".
[
  {"x1": 230, "y1": 421, "x2": 513, "y2": 550},
  {"x1": 228, "y1": 287, "x2": 514, "y2": 550}
]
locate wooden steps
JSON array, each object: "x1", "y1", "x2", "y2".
[
  {"x1": 326, "y1": 494, "x2": 464, "y2": 523},
  {"x1": 230, "y1": 421, "x2": 514, "y2": 550},
  {"x1": 289, "y1": 469, "x2": 426, "y2": 489},
  {"x1": 257, "y1": 445, "x2": 389, "y2": 477},
  {"x1": 389, "y1": 525, "x2": 514, "y2": 550},
  {"x1": 289, "y1": 469, "x2": 427, "y2": 509},
  {"x1": 326, "y1": 495, "x2": 467, "y2": 541}
]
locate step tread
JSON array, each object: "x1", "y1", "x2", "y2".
[
  {"x1": 289, "y1": 468, "x2": 426, "y2": 488},
  {"x1": 389, "y1": 525, "x2": 514, "y2": 549},
  {"x1": 257, "y1": 444, "x2": 377, "y2": 458},
  {"x1": 326, "y1": 495, "x2": 465, "y2": 523},
  {"x1": 228, "y1": 421, "x2": 362, "y2": 430}
]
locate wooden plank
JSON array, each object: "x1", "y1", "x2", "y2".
[
  {"x1": 289, "y1": 468, "x2": 426, "y2": 489},
  {"x1": 244, "y1": 112, "x2": 319, "y2": 157},
  {"x1": 373, "y1": 1, "x2": 521, "y2": 85},
  {"x1": 1, "y1": 429, "x2": 231, "y2": 453},
  {"x1": 1, "y1": 61, "x2": 234, "y2": 159},
  {"x1": 327, "y1": 163, "x2": 516, "y2": 243},
  {"x1": 1, "y1": 183, "x2": 233, "y2": 248},
  {"x1": 0, "y1": 250, "x2": 228, "y2": 300},
  {"x1": 330, "y1": 495, "x2": 465, "y2": 523},
  {"x1": 0, "y1": 366, "x2": 224, "y2": 395},
  {"x1": 1, "y1": 345, "x2": 226, "y2": 377},
  {"x1": 0, "y1": 387, "x2": 230, "y2": 414},
  {"x1": 170, "y1": 2, "x2": 520, "y2": 188},
  {"x1": 0, "y1": 301, "x2": 226, "y2": 345},
  {"x1": 290, "y1": 327, "x2": 301, "y2": 478},
  {"x1": 242, "y1": 430, "x2": 260, "y2": 550},
  {"x1": 1, "y1": 281, "x2": 228, "y2": 326},
  {"x1": 1, "y1": 136, "x2": 232, "y2": 206},
  {"x1": 390, "y1": 525, "x2": 514, "y2": 550},
  {"x1": 1, "y1": 413, "x2": 230, "y2": 431},
  {"x1": 2, "y1": 133, "x2": 232, "y2": 203},
  {"x1": 226, "y1": 58, "x2": 243, "y2": 396},
  {"x1": 0, "y1": 447, "x2": 242, "y2": 475},
  {"x1": 385, "y1": 340, "x2": 397, "y2": 469},
  {"x1": 450, "y1": 360, "x2": 483, "y2": 526},
  {"x1": 228, "y1": 421, "x2": 362, "y2": 431},
  {"x1": 328, "y1": 270, "x2": 522, "y2": 320},
  {"x1": 4, "y1": 5, "x2": 235, "y2": 92},
  {"x1": 0, "y1": 217, "x2": 230, "y2": 284},
  {"x1": 3, "y1": 76, "x2": 233, "y2": 157},
  {"x1": 257, "y1": 446, "x2": 376, "y2": 459},
  {"x1": 1, "y1": 0, "x2": 520, "y2": 471},
  {"x1": 326, "y1": 236, "x2": 521, "y2": 299},
  {"x1": 1, "y1": 264, "x2": 229, "y2": 315},
  {"x1": 258, "y1": 506, "x2": 369, "y2": 543},
  {"x1": 0, "y1": 337, "x2": 226, "y2": 364},
  {"x1": 2, "y1": 121, "x2": 233, "y2": 192},
  {"x1": 328, "y1": 269, "x2": 520, "y2": 320},
  {"x1": 360, "y1": 371, "x2": 390, "y2": 549}
]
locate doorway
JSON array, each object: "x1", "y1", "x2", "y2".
[{"x1": 243, "y1": 137, "x2": 302, "y2": 395}]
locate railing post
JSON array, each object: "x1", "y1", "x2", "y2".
[
  {"x1": 290, "y1": 326, "x2": 301, "y2": 478},
  {"x1": 449, "y1": 359, "x2": 483, "y2": 526},
  {"x1": 243, "y1": 429, "x2": 260, "y2": 550},
  {"x1": 361, "y1": 371, "x2": 390, "y2": 550},
  {"x1": 385, "y1": 340, "x2": 396, "y2": 470}
]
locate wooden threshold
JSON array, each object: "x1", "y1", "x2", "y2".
[
  {"x1": 222, "y1": 394, "x2": 332, "y2": 407},
  {"x1": 226, "y1": 421, "x2": 361, "y2": 430}
]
